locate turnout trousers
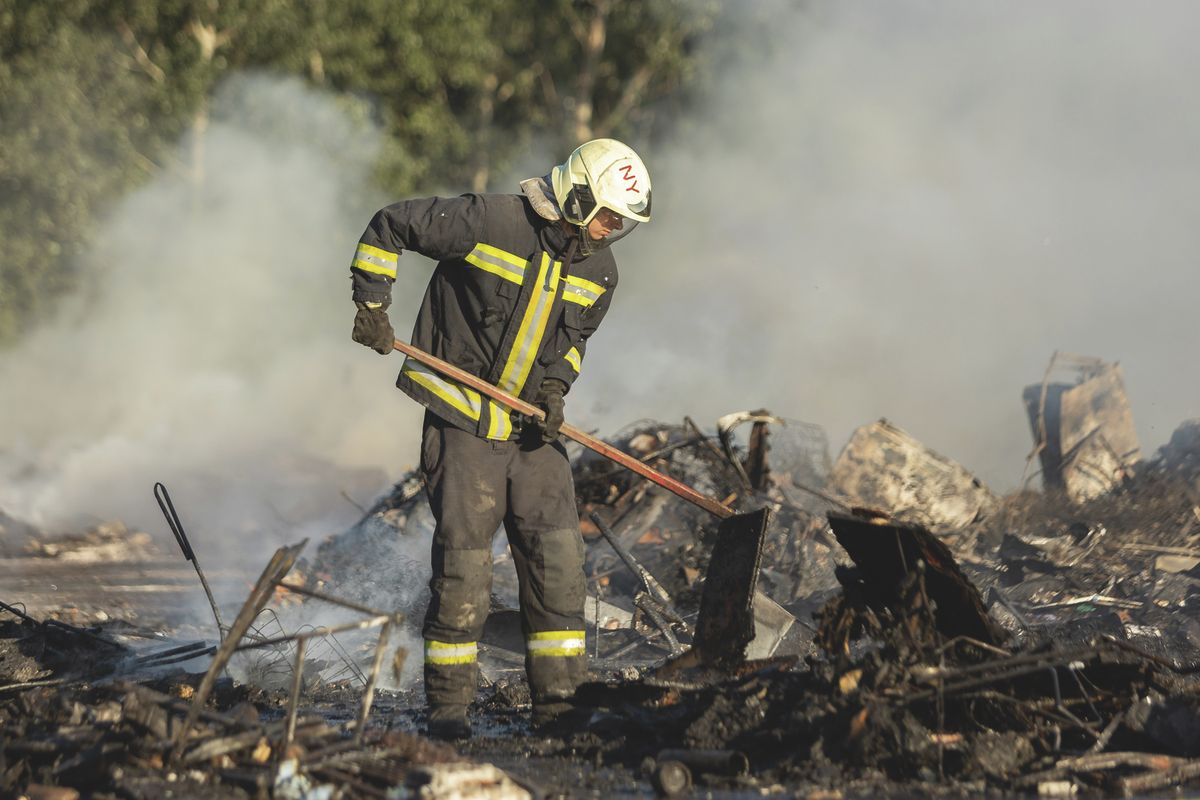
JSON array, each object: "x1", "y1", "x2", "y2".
[{"x1": 419, "y1": 411, "x2": 587, "y2": 716}]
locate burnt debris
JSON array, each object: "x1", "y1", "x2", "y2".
[{"x1": 3, "y1": 354, "x2": 1200, "y2": 797}]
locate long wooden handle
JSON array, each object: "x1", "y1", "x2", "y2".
[{"x1": 392, "y1": 338, "x2": 735, "y2": 519}]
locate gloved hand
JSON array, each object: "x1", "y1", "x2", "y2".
[
  {"x1": 533, "y1": 378, "x2": 568, "y2": 443},
  {"x1": 352, "y1": 302, "x2": 394, "y2": 355}
]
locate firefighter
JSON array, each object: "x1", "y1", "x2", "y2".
[{"x1": 348, "y1": 140, "x2": 652, "y2": 739}]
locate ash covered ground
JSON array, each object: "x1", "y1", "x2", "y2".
[{"x1": 2, "y1": 363, "x2": 1200, "y2": 799}]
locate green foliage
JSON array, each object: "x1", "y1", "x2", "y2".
[
  {"x1": 0, "y1": 0, "x2": 722, "y2": 344},
  {"x1": 0, "y1": 1, "x2": 191, "y2": 340}
]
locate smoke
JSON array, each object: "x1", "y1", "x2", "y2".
[
  {"x1": 573, "y1": 0, "x2": 1200, "y2": 488},
  {"x1": 3, "y1": 2, "x2": 1198, "y2": 619},
  {"x1": 0, "y1": 75, "x2": 428, "y2": 577}
]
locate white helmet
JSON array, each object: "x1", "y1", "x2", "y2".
[{"x1": 551, "y1": 138, "x2": 651, "y2": 253}]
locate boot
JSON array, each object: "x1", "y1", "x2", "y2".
[
  {"x1": 532, "y1": 700, "x2": 592, "y2": 735},
  {"x1": 427, "y1": 704, "x2": 472, "y2": 740},
  {"x1": 531, "y1": 700, "x2": 572, "y2": 728}
]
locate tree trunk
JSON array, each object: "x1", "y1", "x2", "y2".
[
  {"x1": 472, "y1": 73, "x2": 499, "y2": 192},
  {"x1": 187, "y1": 19, "x2": 231, "y2": 188},
  {"x1": 571, "y1": 0, "x2": 610, "y2": 144}
]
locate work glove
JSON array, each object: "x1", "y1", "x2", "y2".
[
  {"x1": 352, "y1": 302, "x2": 394, "y2": 355},
  {"x1": 533, "y1": 378, "x2": 568, "y2": 443}
]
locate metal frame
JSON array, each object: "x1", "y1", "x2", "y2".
[{"x1": 168, "y1": 541, "x2": 404, "y2": 763}]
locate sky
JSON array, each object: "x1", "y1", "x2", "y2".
[{"x1": 1, "y1": 1, "x2": 1197, "y2": 605}]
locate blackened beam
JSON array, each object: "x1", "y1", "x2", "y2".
[
  {"x1": 169, "y1": 539, "x2": 307, "y2": 763},
  {"x1": 230, "y1": 614, "x2": 398, "y2": 652},
  {"x1": 274, "y1": 580, "x2": 396, "y2": 618},
  {"x1": 353, "y1": 620, "x2": 391, "y2": 744}
]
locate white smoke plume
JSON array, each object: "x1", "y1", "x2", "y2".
[
  {"x1": 3, "y1": 1, "x2": 1199, "y2": 596},
  {"x1": 574, "y1": 0, "x2": 1200, "y2": 489},
  {"x1": 0, "y1": 75, "x2": 427, "y2": 573}
]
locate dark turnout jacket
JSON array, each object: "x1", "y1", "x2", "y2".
[{"x1": 350, "y1": 193, "x2": 617, "y2": 440}]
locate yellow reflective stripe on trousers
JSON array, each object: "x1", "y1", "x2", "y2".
[
  {"x1": 352, "y1": 242, "x2": 398, "y2": 279},
  {"x1": 485, "y1": 399, "x2": 512, "y2": 440},
  {"x1": 497, "y1": 253, "x2": 561, "y2": 395},
  {"x1": 527, "y1": 630, "x2": 586, "y2": 658},
  {"x1": 562, "y1": 275, "x2": 604, "y2": 307},
  {"x1": 564, "y1": 347, "x2": 581, "y2": 373},
  {"x1": 465, "y1": 242, "x2": 528, "y2": 284},
  {"x1": 403, "y1": 361, "x2": 482, "y2": 420},
  {"x1": 424, "y1": 639, "x2": 478, "y2": 665}
]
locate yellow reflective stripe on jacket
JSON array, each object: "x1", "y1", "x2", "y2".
[
  {"x1": 527, "y1": 630, "x2": 586, "y2": 658},
  {"x1": 403, "y1": 361, "x2": 482, "y2": 420},
  {"x1": 465, "y1": 242, "x2": 528, "y2": 284},
  {"x1": 562, "y1": 275, "x2": 604, "y2": 307},
  {"x1": 564, "y1": 347, "x2": 582, "y2": 373},
  {"x1": 485, "y1": 399, "x2": 512, "y2": 441},
  {"x1": 497, "y1": 253, "x2": 561, "y2": 395},
  {"x1": 424, "y1": 639, "x2": 478, "y2": 665},
  {"x1": 352, "y1": 242, "x2": 398, "y2": 279}
]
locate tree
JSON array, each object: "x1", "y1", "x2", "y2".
[
  {"x1": 0, "y1": 0, "x2": 721, "y2": 343},
  {"x1": 0, "y1": 1, "x2": 198, "y2": 341}
]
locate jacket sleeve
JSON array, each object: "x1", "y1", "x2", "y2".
[
  {"x1": 543, "y1": 283, "x2": 616, "y2": 393},
  {"x1": 349, "y1": 194, "x2": 485, "y2": 304}
]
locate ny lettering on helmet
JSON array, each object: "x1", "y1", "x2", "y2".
[{"x1": 551, "y1": 139, "x2": 651, "y2": 254}]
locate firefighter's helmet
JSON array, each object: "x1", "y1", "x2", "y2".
[{"x1": 551, "y1": 139, "x2": 651, "y2": 253}]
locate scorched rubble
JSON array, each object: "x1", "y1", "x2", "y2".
[{"x1": 2, "y1": 362, "x2": 1200, "y2": 797}]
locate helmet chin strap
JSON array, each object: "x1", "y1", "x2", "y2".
[
  {"x1": 561, "y1": 235, "x2": 579, "y2": 278},
  {"x1": 576, "y1": 224, "x2": 596, "y2": 256}
]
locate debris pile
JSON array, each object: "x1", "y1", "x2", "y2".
[
  {"x1": 21, "y1": 521, "x2": 159, "y2": 563},
  {"x1": 3, "y1": 351, "x2": 1200, "y2": 797},
  {"x1": 0, "y1": 674, "x2": 490, "y2": 799},
  {"x1": 567, "y1": 512, "x2": 1200, "y2": 797},
  {"x1": 0, "y1": 541, "x2": 535, "y2": 799}
]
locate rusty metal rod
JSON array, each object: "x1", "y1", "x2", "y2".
[
  {"x1": 133, "y1": 641, "x2": 211, "y2": 663},
  {"x1": 275, "y1": 580, "x2": 396, "y2": 618},
  {"x1": 0, "y1": 599, "x2": 38, "y2": 625},
  {"x1": 590, "y1": 511, "x2": 674, "y2": 609},
  {"x1": 354, "y1": 621, "x2": 392, "y2": 744},
  {"x1": 636, "y1": 592, "x2": 683, "y2": 656},
  {"x1": 155, "y1": 482, "x2": 226, "y2": 641},
  {"x1": 232, "y1": 615, "x2": 398, "y2": 652},
  {"x1": 283, "y1": 638, "x2": 307, "y2": 754},
  {"x1": 392, "y1": 337, "x2": 734, "y2": 519},
  {"x1": 133, "y1": 644, "x2": 217, "y2": 669}
]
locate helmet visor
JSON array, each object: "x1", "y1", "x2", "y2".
[{"x1": 581, "y1": 208, "x2": 638, "y2": 254}]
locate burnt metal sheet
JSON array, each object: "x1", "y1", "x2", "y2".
[
  {"x1": 692, "y1": 508, "x2": 772, "y2": 666},
  {"x1": 829, "y1": 419, "x2": 996, "y2": 530},
  {"x1": 1024, "y1": 355, "x2": 1141, "y2": 501},
  {"x1": 827, "y1": 511, "x2": 1005, "y2": 645}
]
